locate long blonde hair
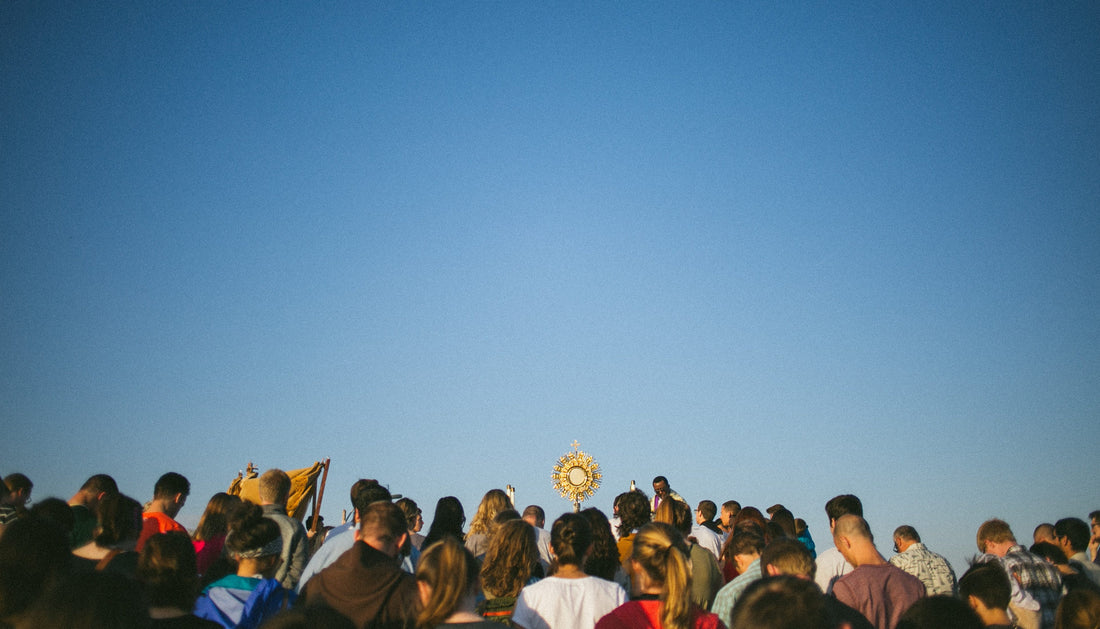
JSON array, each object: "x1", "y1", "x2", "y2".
[
  {"x1": 631, "y1": 522, "x2": 693, "y2": 629},
  {"x1": 468, "y1": 489, "x2": 511, "y2": 536},
  {"x1": 416, "y1": 536, "x2": 479, "y2": 627}
]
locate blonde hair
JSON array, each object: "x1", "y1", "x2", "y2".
[
  {"x1": 632, "y1": 522, "x2": 693, "y2": 629},
  {"x1": 468, "y1": 489, "x2": 511, "y2": 536},
  {"x1": 258, "y1": 469, "x2": 290, "y2": 504},
  {"x1": 416, "y1": 536, "x2": 479, "y2": 627}
]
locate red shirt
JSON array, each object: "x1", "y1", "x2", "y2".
[
  {"x1": 137, "y1": 511, "x2": 187, "y2": 550},
  {"x1": 596, "y1": 600, "x2": 727, "y2": 629}
]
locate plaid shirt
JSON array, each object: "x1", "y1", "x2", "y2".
[
  {"x1": 1001, "y1": 545, "x2": 1064, "y2": 629},
  {"x1": 889, "y1": 542, "x2": 957, "y2": 596}
]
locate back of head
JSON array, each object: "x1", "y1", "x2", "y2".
[
  {"x1": 734, "y1": 507, "x2": 767, "y2": 531},
  {"x1": 1055, "y1": 588, "x2": 1100, "y2": 629},
  {"x1": 138, "y1": 530, "x2": 200, "y2": 610},
  {"x1": 730, "y1": 527, "x2": 767, "y2": 558},
  {"x1": 30, "y1": 498, "x2": 76, "y2": 535},
  {"x1": 480, "y1": 519, "x2": 538, "y2": 598},
  {"x1": 824, "y1": 495, "x2": 863, "y2": 523},
  {"x1": 654, "y1": 497, "x2": 693, "y2": 536},
  {"x1": 416, "y1": 536, "x2": 478, "y2": 627},
  {"x1": 833, "y1": 514, "x2": 873, "y2": 544},
  {"x1": 976, "y1": 519, "x2": 1016, "y2": 553},
  {"x1": 352, "y1": 480, "x2": 393, "y2": 514},
  {"x1": 94, "y1": 493, "x2": 143, "y2": 547},
  {"x1": 1030, "y1": 541, "x2": 1069, "y2": 565},
  {"x1": 1053, "y1": 518, "x2": 1090, "y2": 554},
  {"x1": 958, "y1": 560, "x2": 1011, "y2": 611},
  {"x1": 632, "y1": 522, "x2": 693, "y2": 629},
  {"x1": 550, "y1": 512, "x2": 593, "y2": 567},
  {"x1": 226, "y1": 501, "x2": 281, "y2": 558},
  {"x1": 730, "y1": 575, "x2": 832, "y2": 629},
  {"x1": 258, "y1": 468, "x2": 290, "y2": 505},
  {"x1": 3, "y1": 474, "x2": 31, "y2": 495},
  {"x1": 698, "y1": 500, "x2": 717, "y2": 522},
  {"x1": 896, "y1": 595, "x2": 983, "y2": 629},
  {"x1": 470, "y1": 489, "x2": 512, "y2": 536},
  {"x1": 522, "y1": 504, "x2": 545, "y2": 525},
  {"x1": 423, "y1": 496, "x2": 465, "y2": 548},
  {"x1": 0, "y1": 515, "x2": 72, "y2": 619},
  {"x1": 81, "y1": 474, "x2": 119, "y2": 496},
  {"x1": 617, "y1": 490, "x2": 651, "y2": 535},
  {"x1": 194, "y1": 492, "x2": 240, "y2": 541},
  {"x1": 153, "y1": 472, "x2": 190, "y2": 500},
  {"x1": 359, "y1": 501, "x2": 408, "y2": 548},
  {"x1": 761, "y1": 538, "x2": 815, "y2": 579},
  {"x1": 14, "y1": 570, "x2": 149, "y2": 629},
  {"x1": 579, "y1": 507, "x2": 620, "y2": 582},
  {"x1": 770, "y1": 508, "x2": 796, "y2": 538},
  {"x1": 893, "y1": 525, "x2": 921, "y2": 544}
]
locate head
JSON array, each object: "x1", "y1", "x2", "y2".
[
  {"x1": 258, "y1": 468, "x2": 291, "y2": 507},
  {"x1": 469, "y1": 489, "x2": 512, "y2": 536},
  {"x1": 824, "y1": 494, "x2": 862, "y2": 531},
  {"x1": 30, "y1": 498, "x2": 76, "y2": 535},
  {"x1": 896, "y1": 595, "x2": 983, "y2": 629},
  {"x1": 769, "y1": 508, "x2": 797, "y2": 538},
  {"x1": 76, "y1": 474, "x2": 119, "y2": 511},
  {"x1": 94, "y1": 493, "x2": 143, "y2": 548},
  {"x1": 352, "y1": 480, "x2": 393, "y2": 517},
  {"x1": 424, "y1": 496, "x2": 466, "y2": 545},
  {"x1": 579, "y1": 507, "x2": 620, "y2": 582},
  {"x1": 630, "y1": 522, "x2": 693, "y2": 629},
  {"x1": 357, "y1": 501, "x2": 409, "y2": 557},
  {"x1": 697, "y1": 500, "x2": 717, "y2": 524},
  {"x1": 152, "y1": 472, "x2": 190, "y2": 517},
  {"x1": 893, "y1": 525, "x2": 921, "y2": 553},
  {"x1": 1034, "y1": 523, "x2": 1057, "y2": 545},
  {"x1": 1091, "y1": 511, "x2": 1100, "y2": 539},
  {"x1": 395, "y1": 497, "x2": 422, "y2": 533},
  {"x1": 0, "y1": 515, "x2": 72, "y2": 619},
  {"x1": 729, "y1": 527, "x2": 767, "y2": 574},
  {"x1": 729, "y1": 575, "x2": 833, "y2": 629},
  {"x1": 1053, "y1": 517, "x2": 1090, "y2": 556},
  {"x1": 1029, "y1": 541, "x2": 1068, "y2": 565},
  {"x1": 958, "y1": 560, "x2": 1011, "y2": 617},
  {"x1": 760, "y1": 537, "x2": 815, "y2": 579},
  {"x1": 194, "y1": 492, "x2": 241, "y2": 542},
  {"x1": 3, "y1": 474, "x2": 32, "y2": 507},
  {"x1": 1055, "y1": 588, "x2": 1100, "y2": 629},
  {"x1": 138, "y1": 530, "x2": 201, "y2": 611},
  {"x1": 479, "y1": 519, "x2": 538, "y2": 598},
  {"x1": 654, "y1": 496, "x2": 693, "y2": 536},
  {"x1": 766, "y1": 504, "x2": 786, "y2": 517},
  {"x1": 832, "y1": 514, "x2": 876, "y2": 566},
  {"x1": 652, "y1": 476, "x2": 671, "y2": 500},
  {"x1": 226, "y1": 502, "x2": 283, "y2": 577},
  {"x1": 522, "y1": 504, "x2": 546, "y2": 529},
  {"x1": 416, "y1": 536, "x2": 476, "y2": 626},
  {"x1": 976, "y1": 519, "x2": 1016, "y2": 556},
  {"x1": 721, "y1": 500, "x2": 741, "y2": 528},
  {"x1": 617, "y1": 489, "x2": 652, "y2": 536},
  {"x1": 550, "y1": 512, "x2": 593, "y2": 568}
]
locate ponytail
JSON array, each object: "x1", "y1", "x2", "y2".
[{"x1": 631, "y1": 522, "x2": 693, "y2": 629}]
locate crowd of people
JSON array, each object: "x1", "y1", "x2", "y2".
[{"x1": 1, "y1": 470, "x2": 1098, "y2": 629}]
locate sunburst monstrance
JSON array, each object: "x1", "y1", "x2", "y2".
[{"x1": 552, "y1": 440, "x2": 602, "y2": 511}]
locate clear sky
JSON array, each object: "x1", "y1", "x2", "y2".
[{"x1": 2, "y1": 3, "x2": 1098, "y2": 571}]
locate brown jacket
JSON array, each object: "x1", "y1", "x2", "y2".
[{"x1": 300, "y1": 540, "x2": 420, "y2": 629}]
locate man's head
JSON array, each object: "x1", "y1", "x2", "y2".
[
  {"x1": 395, "y1": 498, "x2": 422, "y2": 533},
  {"x1": 3, "y1": 474, "x2": 32, "y2": 507},
  {"x1": 729, "y1": 575, "x2": 833, "y2": 629},
  {"x1": 729, "y1": 527, "x2": 766, "y2": 575},
  {"x1": 357, "y1": 501, "x2": 409, "y2": 557},
  {"x1": 832, "y1": 514, "x2": 877, "y2": 567},
  {"x1": 976, "y1": 519, "x2": 1016, "y2": 556},
  {"x1": 352, "y1": 480, "x2": 392, "y2": 518},
  {"x1": 824, "y1": 494, "x2": 862, "y2": 531},
  {"x1": 721, "y1": 500, "x2": 741, "y2": 529},
  {"x1": 761, "y1": 537, "x2": 815, "y2": 579},
  {"x1": 654, "y1": 496, "x2": 693, "y2": 536},
  {"x1": 958, "y1": 560, "x2": 1011, "y2": 619},
  {"x1": 521, "y1": 504, "x2": 545, "y2": 529},
  {"x1": 258, "y1": 469, "x2": 291, "y2": 507},
  {"x1": 1033, "y1": 523, "x2": 1056, "y2": 545},
  {"x1": 152, "y1": 472, "x2": 190, "y2": 517},
  {"x1": 74, "y1": 474, "x2": 119, "y2": 511},
  {"x1": 697, "y1": 500, "x2": 717, "y2": 525},
  {"x1": 651, "y1": 476, "x2": 670, "y2": 500},
  {"x1": 893, "y1": 525, "x2": 921, "y2": 553},
  {"x1": 1091, "y1": 511, "x2": 1100, "y2": 544},
  {"x1": 1053, "y1": 517, "x2": 1090, "y2": 557}
]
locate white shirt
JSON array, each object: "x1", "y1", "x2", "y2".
[
  {"x1": 512, "y1": 576, "x2": 627, "y2": 629},
  {"x1": 691, "y1": 524, "x2": 723, "y2": 561},
  {"x1": 813, "y1": 546, "x2": 853, "y2": 594}
]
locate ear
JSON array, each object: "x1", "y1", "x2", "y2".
[
  {"x1": 765, "y1": 564, "x2": 782, "y2": 577},
  {"x1": 417, "y1": 580, "x2": 432, "y2": 606}
]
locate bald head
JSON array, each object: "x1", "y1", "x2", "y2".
[{"x1": 833, "y1": 515, "x2": 883, "y2": 567}]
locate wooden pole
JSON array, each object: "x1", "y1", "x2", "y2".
[{"x1": 310, "y1": 458, "x2": 330, "y2": 534}]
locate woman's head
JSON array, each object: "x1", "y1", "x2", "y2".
[
  {"x1": 194, "y1": 492, "x2": 240, "y2": 542},
  {"x1": 226, "y1": 502, "x2": 282, "y2": 576},
  {"x1": 480, "y1": 519, "x2": 538, "y2": 598},
  {"x1": 416, "y1": 536, "x2": 480, "y2": 626},
  {"x1": 630, "y1": 522, "x2": 693, "y2": 629},
  {"x1": 550, "y1": 512, "x2": 592, "y2": 568},
  {"x1": 653, "y1": 499, "x2": 692, "y2": 536},
  {"x1": 469, "y1": 489, "x2": 512, "y2": 536},
  {"x1": 93, "y1": 493, "x2": 143, "y2": 548},
  {"x1": 617, "y1": 490, "x2": 651, "y2": 536},
  {"x1": 138, "y1": 530, "x2": 200, "y2": 611}
]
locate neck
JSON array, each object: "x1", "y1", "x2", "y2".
[
  {"x1": 554, "y1": 564, "x2": 587, "y2": 579},
  {"x1": 978, "y1": 607, "x2": 1012, "y2": 626}
]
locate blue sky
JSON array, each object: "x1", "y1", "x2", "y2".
[{"x1": 3, "y1": 2, "x2": 1098, "y2": 570}]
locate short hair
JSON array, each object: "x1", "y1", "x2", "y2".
[
  {"x1": 153, "y1": 472, "x2": 190, "y2": 499},
  {"x1": 834, "y1": 514, "x2": 873, "y2": 543},
  {"x1": 1029, "y1": 541, "x2": 1068, "y2": 565},
  {"x1": 652, "y1": 476, "x2": 669, "y2": 486},
  {"x1": 352, "y1": 480, "x2": 392, "y2": 513},
  {"x1": 1034, "y1": 523, "x2": 1055, "y2": 541},
  {"x1": 760, "y1": 537, "x2": 815, "y2": 579},
  {"x1": 1090, "y1": 511, "x2": 1100, "y2": 524},
  {"x1": 766, "y1": 504, "x2": 786, "y2": 516},
  {"x1": 729, "y1": 575, "x2": 832, "y2": 629},
  {"x1": 359, "y1": 501, "x2": 407, "y2": 545},
  {"x1": 550, "y1": 512, "x2": 592, "y2": 567},
  {"x1": 395, "y1": 498, "x2": 421, "y2": 529},
  {"x1": 94, "y1": 493, "x2": 143, "y2": 547},
  {"x1": 824, "y1": 494, "x2": 862, "y2": 522},
  {"x1": 416, "y1": 536, "x2": 479, "y2": 627},
  {"x1": 730, "y1": 527, "x2": 767, "y2": 558},
  {"x1": 958, "y1": 560, "x2": 1011, "y2": 610},
  {"x1": 138, "y1": 530, "x2": 201, "y2": 610},
  {"x1": 894, "y1": 525, "x2": 921, "y2": 543},
  {"x1": 896, "y1": 595, "x2": 983, "y2": 629},
  {"x1": 522, "y1": 505, "x2": 545, "y2": 522},
  {"x1": 722, "y1": 500, "x2": 742, "y2": 517},
  {"x1": 1053, "y1": 517, "x2": 1090, "y2": 554},
  {"x1": 976, "y1": 519, "x2": 1015, "y2": 552},
  {"x1": 654, "y1": 496, "x2": 693, "y2": 536},
  {"x1": 258, "y1": 469, "x2": 290, "y2": 504},
  {"x1": 80, "y1": 474, "x2": 119, "y2": 495},
  {"x1": 30, "y1": 498, "x2": 76, "y2": 534},
  {"x1": 3, "y1": 473, "x2": 32, "y2": 494},
  {"x1": 697, "y1": 500, "x2": 717, "y2": 521},
  {"x1": 1055, "y1": 588, "x2": 1100, "y2": 629}
]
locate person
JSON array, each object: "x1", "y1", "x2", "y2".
[
  {"x1": 757, "y1": 537, "x2": 872, "y2": 629},
  {"x1": 894, "y1": 596, "x2": 984, "y2": 629},
  {"x1": 711, "y1": 527, "x2": 766, "y2": 627},
  {"x1": 831, "y1": 515, "x2": 924, "y2": 629},
  {"x1": 651, "y1": 477, "x2": 685, "y2": 514},
  {"x1": 769, "y1": 508, "x2": 797, "y2": 540},
  {"x1": 813, "y1": 494, "x2": 862, "y2": 594},
  {"x1": 417, "y1": 536, "x2": 499, "y2": 628},
  {"x1": 396, "y1": 497, "x2": 426, "y2": 551},
  {"x1": 727, "y1": 575, "x2": 832, "y2": 629},
  {"x1": 71, "y1": 492, "x2": 144, "y2": 577},
  {"x1": 194, "y1": 502, "x2": 294, "y2": 629},
  {"x1": 0, "y1": 514, "x2": 72, "y2": 625},
  {"x1": 193, "y1": 493, "x2": 242, "y2": 582},
  {"x1": 1054, "y1": 588, "x2": 1100, "y2": 629},
  {"x1": 467, "y1": 490, "x2": 513, "y2": 559},
  {"x1": 254, "y1": 469, "x2": 309, "y2": 591},
  {"x1": 299, "y1": 501, "x2": 420, "y2": 629},
  {"x1": 697, "y1": 501, "x2": 722, "y2": 536},
  {"x1": 422, "y1": 496, "x2": 467, "y2": 550},
  {"x1": 1036, "y1": 524, "x2": 1058, "y2": 546},
  {"x1": 479, "y1": 518, "x2": 541, "y2": 624},
  {"x1": 888, "y1": 525, "x2": 957, "y2": 596},
  {"x1": 511, "y1": 512, "x2": 627, "y2": 629},
  {"x1": 0, "y1": 473, "x2": 32, "y2": 524},
  {"x1": 616, "y1": 490, "x2": 652, "y2": 570},
  {"x1": 721, "y1": 508, "x2": 768, "y2": 583},
  {"x1": 29, "y1": 497, "x2": 76, "y2": 538},
  {"x1": 139, "y1": 472, "x2": 191, "y2": 551},
  {"x1": 977, "y1": 518, "x2": 1063, "y2": 629},
  {"x1": 958, "y1": 560, "x2": 1016, "y2": 628},
  {"x1": 1054, "y1": 518, "x2": 1100, "y2": 587},
  {"x1": 795, "y1": 518, "x2": 817, "y2": 558},
  {"x1": 13, "y1": 569, "x2": 150, "y2": 629},
  {"x1": 139, "y1": 530, "x2": 223, "y2": 628},
  {"x1": 718, "y1": 502, "x2": 740, "y2": 541},
  {"x1": 1030, "y1": 542, "x2": 1100, "y2": 595},
  {"x1": 522, "y1": 505, "x2": 554, "y2": 571},
  {"x1": 579, "y1": 507, "x2": 626, "y2": 587},
  {"x1": 68, "y1": 473, "x2": 119, "y2": 548},
  {"x1": 596, "y1": 521, "x2": 724, "y2": 629},
  {"x1": 655, "y1": 499, "x2": 722, "y2": 611},
  {"x1": 692, "y1": 502, "x2": 723, "y2": 562},
  {"x1": 1089, "y1": 512, "x2": 1100, "y2": 564}
]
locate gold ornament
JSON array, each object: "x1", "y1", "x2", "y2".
[{"x1": 552, "y1": 441, "x2": 602, "y2": 510}]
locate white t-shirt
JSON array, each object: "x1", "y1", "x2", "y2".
[
  {"x1": 813, "y1": 546, "x2": 853, "y2": 594},
  {"x1": 512, "y1": 576, "x2": 628, "y2": 629},
  {"x1": 691, "y1": 524, "x2": 723, "y2": 561}
]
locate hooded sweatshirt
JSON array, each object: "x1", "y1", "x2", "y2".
[{"x1": 299, "y1": 540, "x2": 419, "y2": 629}]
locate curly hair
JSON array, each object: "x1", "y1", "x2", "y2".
[
  {"x1": 617, "y1": 490, "x2": 651, "y2": 538},
  {"x1": 480, "y1": 519, "x2": 538, "y2": 598},
  {"x1": 468, "y1": 489, "x2": 512, "y2": 537},
  {"x1": 225, "y1": 502, "x2": 280, "y2": 557},
  {"x1": 580, "y1": 507, "x2": 620, "y2": 582}
]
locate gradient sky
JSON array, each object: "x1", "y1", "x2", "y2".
[{"x1": 3, "y1": 2, "x2": 1098, "y2": 570}]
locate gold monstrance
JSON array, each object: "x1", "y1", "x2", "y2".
[{"x1": 552, "y1": 441, "x2": 602, "y2": 512}]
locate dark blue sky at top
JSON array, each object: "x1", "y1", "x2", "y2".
[{"x1": 2, "y1": 2, "x2": 1098, "y2": 569}]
